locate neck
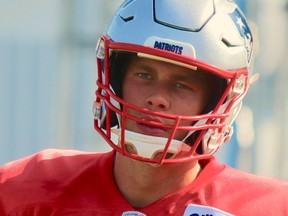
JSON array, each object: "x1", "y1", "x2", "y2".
[{"x1": 113, "y1": 153, "x2": 201, "y2": 208}]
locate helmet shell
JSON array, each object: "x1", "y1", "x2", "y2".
[{"x1": 106, "y1": 0, "x2": 253, "y2": 71}]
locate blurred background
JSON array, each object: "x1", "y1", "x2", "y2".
[{"x1": 0, "y1": 0, "x2": 287, "y2": 180}]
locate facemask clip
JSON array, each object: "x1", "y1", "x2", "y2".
[
  {"x1": 96, "y1": 38, "x2": 105, "y2": 59},
  {"x1": 233, "y1": 74, "x2": 246, "y2": 94},
  {"x1": 92, "y1": 102, "x2": 101, "y2": 119}
]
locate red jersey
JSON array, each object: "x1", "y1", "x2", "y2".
[{"x1": 0, "y1": 149, "x2": 287, "y2": 215}]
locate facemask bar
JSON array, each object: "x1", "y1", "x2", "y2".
[{"x1": 94, "y1": 36, "x2": 249, "y2": 164}]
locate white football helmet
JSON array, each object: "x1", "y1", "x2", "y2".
[{"x1": 93, "y1": 0, "x2": 254, "y2": 164}]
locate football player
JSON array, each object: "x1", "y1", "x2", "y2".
[{"x1": 1, "y1": 0, "x2": 287, "y2": 215}]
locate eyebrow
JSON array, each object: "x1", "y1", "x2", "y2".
[
  {"x1": 127, "y1": 58, "x2": 205, "y2": 83},
  {"x1": 132, "y1": 62, "x2": 157, "y2": 73}
]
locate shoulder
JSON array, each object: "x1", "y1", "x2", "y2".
[
  {"x1": 0, "y1": 149, "x2": 116, "y2": 214},
  {"x1": 209, "y1": 159, "x2": 288, "y2": 213},
  {"x1": 0, "y1": 148, "x2": 114, "y2": 183},
  {"x1": 196, "y1": 158, "x2": 288, "y2": 212},
  {"x1": 222, "y1": 162, "x2": 288, "y2": 188},
  {"x1": 202, "y1": 157, "x2": 288, "y2": 188},
  {"x1": 204, "y1": 158, "x2": 288, "y2": 192}
]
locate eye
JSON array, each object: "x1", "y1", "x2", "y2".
[
  {"x1": 137, "y1": 72, "x2": 152, "y2": 80},
  {"x1": 174, "y1": 82, "x2": 193, "y2": 91}
]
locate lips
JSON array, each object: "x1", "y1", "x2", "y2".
[
  {"x1": 136, "y1": 117, "x2": 169, "y2": 136},
  {"x1": 138, "y1": 123, "x2": 166, "y2": 135}
]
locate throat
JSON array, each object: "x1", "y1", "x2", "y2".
[{"x1": 113, "y1": 153, "x2": 201, "y2": 208}]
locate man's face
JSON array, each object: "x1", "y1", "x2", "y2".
[{"x1": 122, "y1": 55, "x2": 215, "y2": 141}]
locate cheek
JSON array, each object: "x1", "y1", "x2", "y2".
[
  {"x1": 122, "y1": 78, "x2": 138, "y2": 103},
  {"x1": 172, "y1": 94, "x2": 205, "y2": 117},
  {"x1": 121, "y1": 79, "x2": 138, "y2": 130},
  {"x1": 122, "y1": 77, "x2": 150, "y2": 111}
]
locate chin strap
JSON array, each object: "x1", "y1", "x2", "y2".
[{"x1": 111, "y1": 129, "x2": 190, "y2": 159}]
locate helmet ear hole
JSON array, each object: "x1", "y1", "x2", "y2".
[
  {"x1": 100, "y1": 111, "x2": 119, "y2": 129},
  {"x1": 110, "y1": 51, "x2": 136, "y2": 98},
  {"x1": 184, "y1": 130, "x2": 204, "y2": 154},
  {"x1": 201, "y1": 72, "x2": 227, "y2": 115},
  {"x1": 100, "y1": 51, "x2": 136, "y2": 130}
]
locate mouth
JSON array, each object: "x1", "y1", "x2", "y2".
[{"x1": 137, "y1": 117, "x2": 169, "y2": 136}]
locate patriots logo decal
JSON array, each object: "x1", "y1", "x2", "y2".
[{"x1": 230, "y1": 7, "x2": 253, "y2": 65}]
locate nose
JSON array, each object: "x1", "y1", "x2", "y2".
[{"x1": 145, "y1": 85, "x2": 170, "y2": 111}]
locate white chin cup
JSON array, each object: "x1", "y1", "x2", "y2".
[{"x1": 111, "y1": 129, "x2": 190, "y2": 159}]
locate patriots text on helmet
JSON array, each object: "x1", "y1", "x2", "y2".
[{"x1": 154, "y1": 41, "x2": 183, "y2": 55}]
